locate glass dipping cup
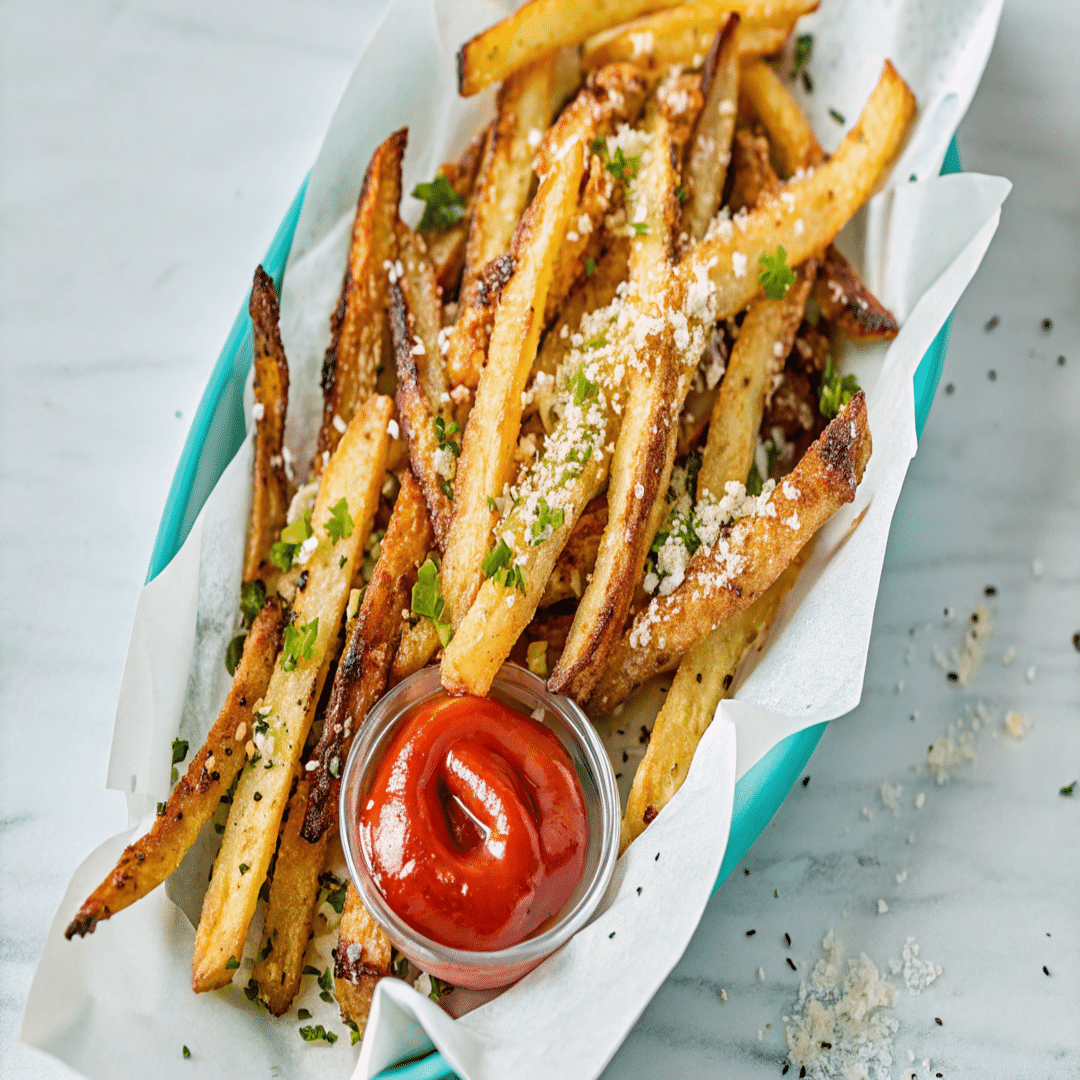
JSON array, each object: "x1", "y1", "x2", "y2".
[{"x1": 338, "y1": 662, "x2": 619, "y2": 990}]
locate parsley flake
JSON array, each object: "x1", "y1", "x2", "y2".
[
  {"x1": 585, "y1": 256, "x2": 596, "y2": 277},
  {"x1": 411, "y1": 558, "x2": 453, "y2": 647},
  {"x1": 481, "y1": 541, "x2": 529, "y2": 593},
  {"x1": 225, "y1": 633, "x2": 246, "y2": 676},
  {"x1": 413, "y1": 174, "x2": 465, "y2": 234},
  {"x1": 281, "y1": 617, "x2": 319, "y2": 672},
  {"x1": 270, "y1": 509, "x2": 313, "y2": 571},
  {"x1": 1061, "y1": 782, "x2": 1076, "y2": 797},
  {"x1": 675, "y1": 185, "x2": 687, "y2": 204},
  {"x1": 225, "y1": 955, "x2": 239, "y2": 970},
  {"x1": 182, "y1": 1045, "x2": 191, "y2": 1059},
  {"x1": 829, "y1": 107, "x2": 846, "y2": 125},
  {"x1": 346, "y1": 1018, "x2": 361, "y2": 1045},
  {"x1": 818, "y1": 355, "x2": 861, "y2": 419},
  {"x1": 297, "y1": 1008, "x2": 312, "y2": 1021},
  {"x1": 244, "y1": 978, "x2": 265, "y2": 1006},
  {"x1": 530, "y1": 497, "x2": 565, "y2": 546},
  {"x1": 631, "y1": 221, "x2": 649, "y2": 236},
  {"x1": 324, "y1": 879, "x2": 347, "y2": 914},
  {"x1": 299, "y1": 1024, "x2": 337, "y2": 1045},
  {"x1": 758, "y1": 245, "x2": 796, "y2": 300},
  {"x1": 172, "y1": 738, "x2": 189, "y2": 765},
  {"x1": 566, "y1": 367, "x2": 598, "y2": 405},
  {"x1": 794, "y1": 33, "x2": 813, "y2": 71},
  {"x1": 325, "y1": 497, "x2": 353, "y2": 545},
  {"x1": 240, "y1": 579, "x2": 265, "y2": 623}
]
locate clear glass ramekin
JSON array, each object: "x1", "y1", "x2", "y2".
[{"x1": 338, "y1": 662, "x2": 619, "y2": 990}]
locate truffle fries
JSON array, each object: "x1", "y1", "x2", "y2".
[
  {"x1": 334, "y1": 884, "x2": 392, "y2": 1035},
  {"x1": 64, "y1": 599, "x2": 286, "y2": 939},
  {"x1": 192, "y1": 395, "x2": 392, "y2": 992},
  {"x1": 243, "y1": 266, "x2": 291, "y2": 585},
  {"x1": 591, "y1": 392, "x2": 871, "y2": 710},
  {"x1": 439, "y1": 66, "x2": 647, "y2": 639},
  {"x1": 315, "y1": 130, "x2": 404, "y2": 470}
]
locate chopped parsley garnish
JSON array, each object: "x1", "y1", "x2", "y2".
[
  {"x1": 604, "y1": 146, "x2": 641, "y2": 183},
  {"x1": 346, "y1": 1018, "x2": 361, "y2": 1045},
  {"x1": 318, "y1": 966, "x2": 335, "y2": 1004},
  {"x1": 170, "y1": 738, "x2": 189, "y2": 785},
  {"x1": 244, "y1": 978, "x2": 265, "y2": 1006},
  {"x1": 256, "y1": 939, "x2": 272, "y2": 962},
  {"x1": 182, "y1": 1046, "x2": 190, "y2": 1059},
  {"x1": 1061, "y1": 782, "x2": 1076, "y2": 797},
  {"x1": 746, "y1": 434, "x2": 784, "y2": 495},
  {"x1": 299, "y1": 1024, "x2": 337, "y2": 1045},
  {"x1": 411, "y1": 558, "x2": 453, "y2": 647},
  {"x1": 297, "y1": 1008, "x2": 312, "y2": 1021},
  {"x1": 481, "y1": 538, "x2": 512, "y2": 579},
  {"x1": 325, "y1": 497, "x2": 353, "y2": 545},
  {"x1": 240, "y1": 579, "x2": 265, "y2": 623},
  {"x1": 487, "y1": 496, "x2": 498, "y2": 512},
  {"x1": 794, "y1": 33, "x2": 813, "y2": 72},
  {"x1": 281, "y1": 617, "x2": 319, "y2": 672},
  {"x1": 631, "y1": 221, "x2": 649, "y2": 236},
  {"x1": 440, "y1": 478, "x2": 454, "y2": 500},
  {"x1": 320, "y1": 871, "x2": 347, "y2": 914},
  {"x1": 239, "y1": 863, "x2": 249, "y2": 875},
  {"x1": 225, "y1": 955, "x2": 240, "y2": 970},
  {"x1": 361, "y1": 528, "x2": 384, "y2": 582},
  {"x1": 270, "y1": 509, "x2": 313, "y2": 571},
  {"x1": 303, "y1": 964, "x2": 321, "y2": 977},
  {"x1": 585, "y1": 255, "x2": 596, "y2": 277},
  {"x1": 157, "y1": 801, "x2": 166, "y2": 816},
  {"x1": 225, "y1": 633, "x2": 246, "y2": 676},
  {"x1": 802, "y1": 71, "x2": 814, "y2": 93},
  {"x1": 829, "y1": 107, "x2": 846, "y2": 125},
  {"x1": 412, "y1": 174, "x2": 465, "y2": 234},
  {"x1": 434, "y1": 415, "x2": 460, "y2": 458},
  {"x1": 758, "y1": 245, "x2": 796, "y2": 300},
  {"x1": 583, "y1": 331, "x2": 608, "y2": 350},
  {"x1": 675, "y1": 185, "x2": 687, "y2": 204},
  {"x1": 392, "y1": 950, "x2": 410, "y2": 980},
  {"x1": 590, "y1": 135, "x2": 606, "y2": 155},
  {"x1": 818, "y1": 355, "x2": 861, "y2": 419},
  {"x1": 424, "y1": 975, "x2": 454, "y2": 1002},
  {"x1": 530, "y1": 497, "x2": 565, "y2": 545},
  {"x1": 566, "y1": 367, "x2": 598, "y2": 405}
]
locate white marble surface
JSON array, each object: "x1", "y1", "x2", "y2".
[{"x1": 1, "y1": 1, "x2": 1077, "y2": 1078}]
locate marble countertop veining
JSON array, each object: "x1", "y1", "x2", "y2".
[{"x1": 1, "y1": 1, "x2": 1077, "y2": 1078}]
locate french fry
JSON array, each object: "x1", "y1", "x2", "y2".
[
  {"x1": 591, "y1": 392, "x2": 871, "y2": 708},
  {"x1": 391, "y1": 282, "x2": 455, "y2": 550},
  {"x1": 812, "y1": 244, "x2": 899, "y2": 340},
  {"x1": 243, "y1": 267, "x2": 291, "y2": 585},
  {"x1": 64, "y1": 599, "x2": 286, "y2": 939},
  {"x1": 192, "y1": 395, "x2": 392, "y2": 993},
  {"x1": 697, "y1": 261, "x2": 816, "y2": 497},
  {"x1": 391, "y1": 615, "x2": 442, "y2": 681},
  {"x1": 439, "y1": 68, "x2": 646, "y2": 639},
  {"x1": 548, "y1": 99, "x2": 685, "y2": 700},
  {"x1": 740, "y1": 59, "x2": 823, "y2": 178},
  {"x1": 458, "y1": 0, "x2": 819, "y2": 96},
  {"x1": 421, "y1": 126, "x2": 488, "y2": 298},
  {"x1": 334, "y1": 883, "x2": 392, "y2": 1035},
  {"x1": 251, "y1": 777, "x2": 325, "y2": 1015},
  {"x1": 580, "y1": 3, "x2": 817, "y2": 72},
  {"x1": 727, "y1": 127, "x2": 781, "y2": 212},
  {"x1": 687, "y1": 61, "x2": 916, "y2": 321},
  {"x1": 396, "y1": 223, "x2": 445, "y2": 398},
  {"x1": 315, "y1": 130, "x2": 404, "y2": 471},
  {"x1": 302, "y1": 470, "x2": 432, "y2": 842},
  {"x1": 681, "y1": 15, "x2": 740, "y2": 242},
  {"x1": 618, "y1": 554, "x2": 805, "y2": 847},
  {"x1": 460, "y1": 55, "x2": 558, "y2": 310},
  {"x1": 445, "y1": 253, "x2": 516, "y2": 392},
  {"x1": 539, "y1": 497, "x2": 608, "y2": 606}
]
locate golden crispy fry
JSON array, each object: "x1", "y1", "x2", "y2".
[
  {"x1": 192, "y1": 396, "x2": 392, "y2": 993},
  {"x1": 315, "y1": 131, "x2": 404, "y2": 471},
  {"x1": 681, "y1": 16, "x2": 740, "y2": 242},
  {"x1": 619, "y1": 554, "x2": 805, "y2": 847},
  {"x1": 302, "y1": 470, "x2": 432, "y2": 842},
  {"x1": 549, "y1": 100, "x2": 685, "y2": 700},
  {"x1": 64, "y1": 600, "x2": 285, "y2": 939},
  {"x1": 445, "y1": 253, "x2": 515, "y2": 391},
  {"x1": 539, "y1": 497, "x2": 608, "y2": 606},
  {"x1": 252, "y1": 777, "x2": 325, "y2": 1015},
  {"x1": 422, "y1": 126, "x2": 488, "y2": 298},
  {"x1": 439, "y1": 69, "x2": 647, "y2": 641},
  {"x1": 580, "y1": 3, "x2": 816, "y2": 72},
  {"x1": 740, "y1": 58, "x2": 823, "y2": 178},
  {"x1": 458, "y1": 0, "x2": 818, "y2": 96},
  {"x1": 396, "y1": 223, "x2": 446, "y2": 400},
  {"x1": 697, "y1": 262, "x2": 816, "y2": 497},
  {"x1": 391, "y1": 615, "x2": 442, "y2": 681},
  {"x1": 243, "y1": 267, "x2": 291, "y2": 585},
  {"x1": 390, "y1": 283, "x2": 455, "y2": 550},
  {"x1": 460, "y1": 55, "x2": 558, "y2": 310},
  {"x1": 727, "y1": 127, "x2": 781, "y2": 212},
  {"x1": 335, "y1": 882, "x2": 392, "y2": 1036},
  {"x1": 812, "y1": 244, "x2": 899, "y2": 340},
  {"x1": 591, "y1": 393, "x2": 871, "y2": 709},
  {"x1": 688, "y1": 61, "x2": 916, "y2": 320}
]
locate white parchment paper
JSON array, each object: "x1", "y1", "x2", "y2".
[{"x1": 23, "y1": 1, "x2": 1008, "y2": 1078}]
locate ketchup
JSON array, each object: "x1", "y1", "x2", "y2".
[{"x1": 359, "y1": 693, "x2": 588, "y2": 951}]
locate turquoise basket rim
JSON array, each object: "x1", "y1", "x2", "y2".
[{"x1": 146, "y1": 139, "x2": 961, "y2": 1079}]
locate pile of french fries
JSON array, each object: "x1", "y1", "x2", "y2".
[{"x1": 65, "y1": 0, "x2": 915, "y2": 1046}]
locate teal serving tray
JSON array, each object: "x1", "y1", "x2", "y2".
[{"x1": 147, "y1": 139, "x2": 961, "y2": 1080}]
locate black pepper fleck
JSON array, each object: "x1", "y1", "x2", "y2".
[
  {"x1": 785, "y1": 932, "x2": 792, "y2": 947},
  {"x1": 985, "y1": 585, "x2": 996, "y2": 596},
  {"x1": 622, "y1": 751, "x2": 628, "y2": 762},
  {"x1": 636, "y1": 886, "x2": 642, "y2": 895},
  {"x1": 696, "y1": 672, "x2": 702, "y2": 683},
  {"x1": 984, "y1": 315, "x2": 999, "y2": 332},
  {"x1": 800, "y1": 1067, "x2": 807, "y2": 1078},
  {"x1": 1058, "y1": 355, "x2": 1066, "y2": 366},
  {"x1": 802, "y1": 775, "x2": 810, "y2": 787},
  {"x1": 254, "y1": 792, "x2": 262, "y2": 801},
  {"x1": 746, "y1": 929, "x2": 756, "y2": 937},
  {"x1": 944, "y1": 382, "x2": 954, "y2": 394},
  {"x1": 987, "y1": 369, "x2": 997, "y2": 380},
  {"x1": 1043, "y1": 965, "x2": 1050, "y2": 976},
  {"x1": 787, "y1": 958, "x2": 797, "y2": 971},
  {"x1": 655, "y1": 852, "x2": 660, "y2": 861},
  {"x1": 722, "y1": 673, "x2": 733, "y2": 689},
  {"x1": 935, "y1": 1017, "x2": 943, "y2": 1026},
  {"x1": 238, "y1": 696, "x2": 246, "y2": 706},
  {"x1": 1042, "y1": 317, "x2": 1053, "y2": 332},
  {"x1": 947, "y1": 671, "x2": 959, "y2": 682},
  {"x1": 1072, "y1": 632, "x2": 1080, "y2": 652},
  {"x1": 744, "y1": 867, "x2": 750, "y2": 875},
  {"x1": 820, "y1": 1041, "x2": 831, "y2": 1049},
  {"x1": 783, "y1": 1066, "x2": 789, "y2": 1076}
]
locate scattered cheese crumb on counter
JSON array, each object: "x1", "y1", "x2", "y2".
[
  {"x1": 888, "y1": 937, "x2": 942, "y2": 994},
  {"x1": 877, "y1": 899, "x2": 890, "y2": 915},
  {"x1": 881, "y1": 783, "x2": 903, "y2": 816},
  {"x1": 1005, "y1": 711, "x2": 1028, "y2": 739}
]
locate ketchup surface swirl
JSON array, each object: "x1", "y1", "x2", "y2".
[{"x1": 359, "y1": 693, "x2": 588, "y2": 951}]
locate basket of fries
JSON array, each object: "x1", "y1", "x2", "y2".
[{"x1": 25, "y1": 1, "x2": 1010, "y2": 1078}]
